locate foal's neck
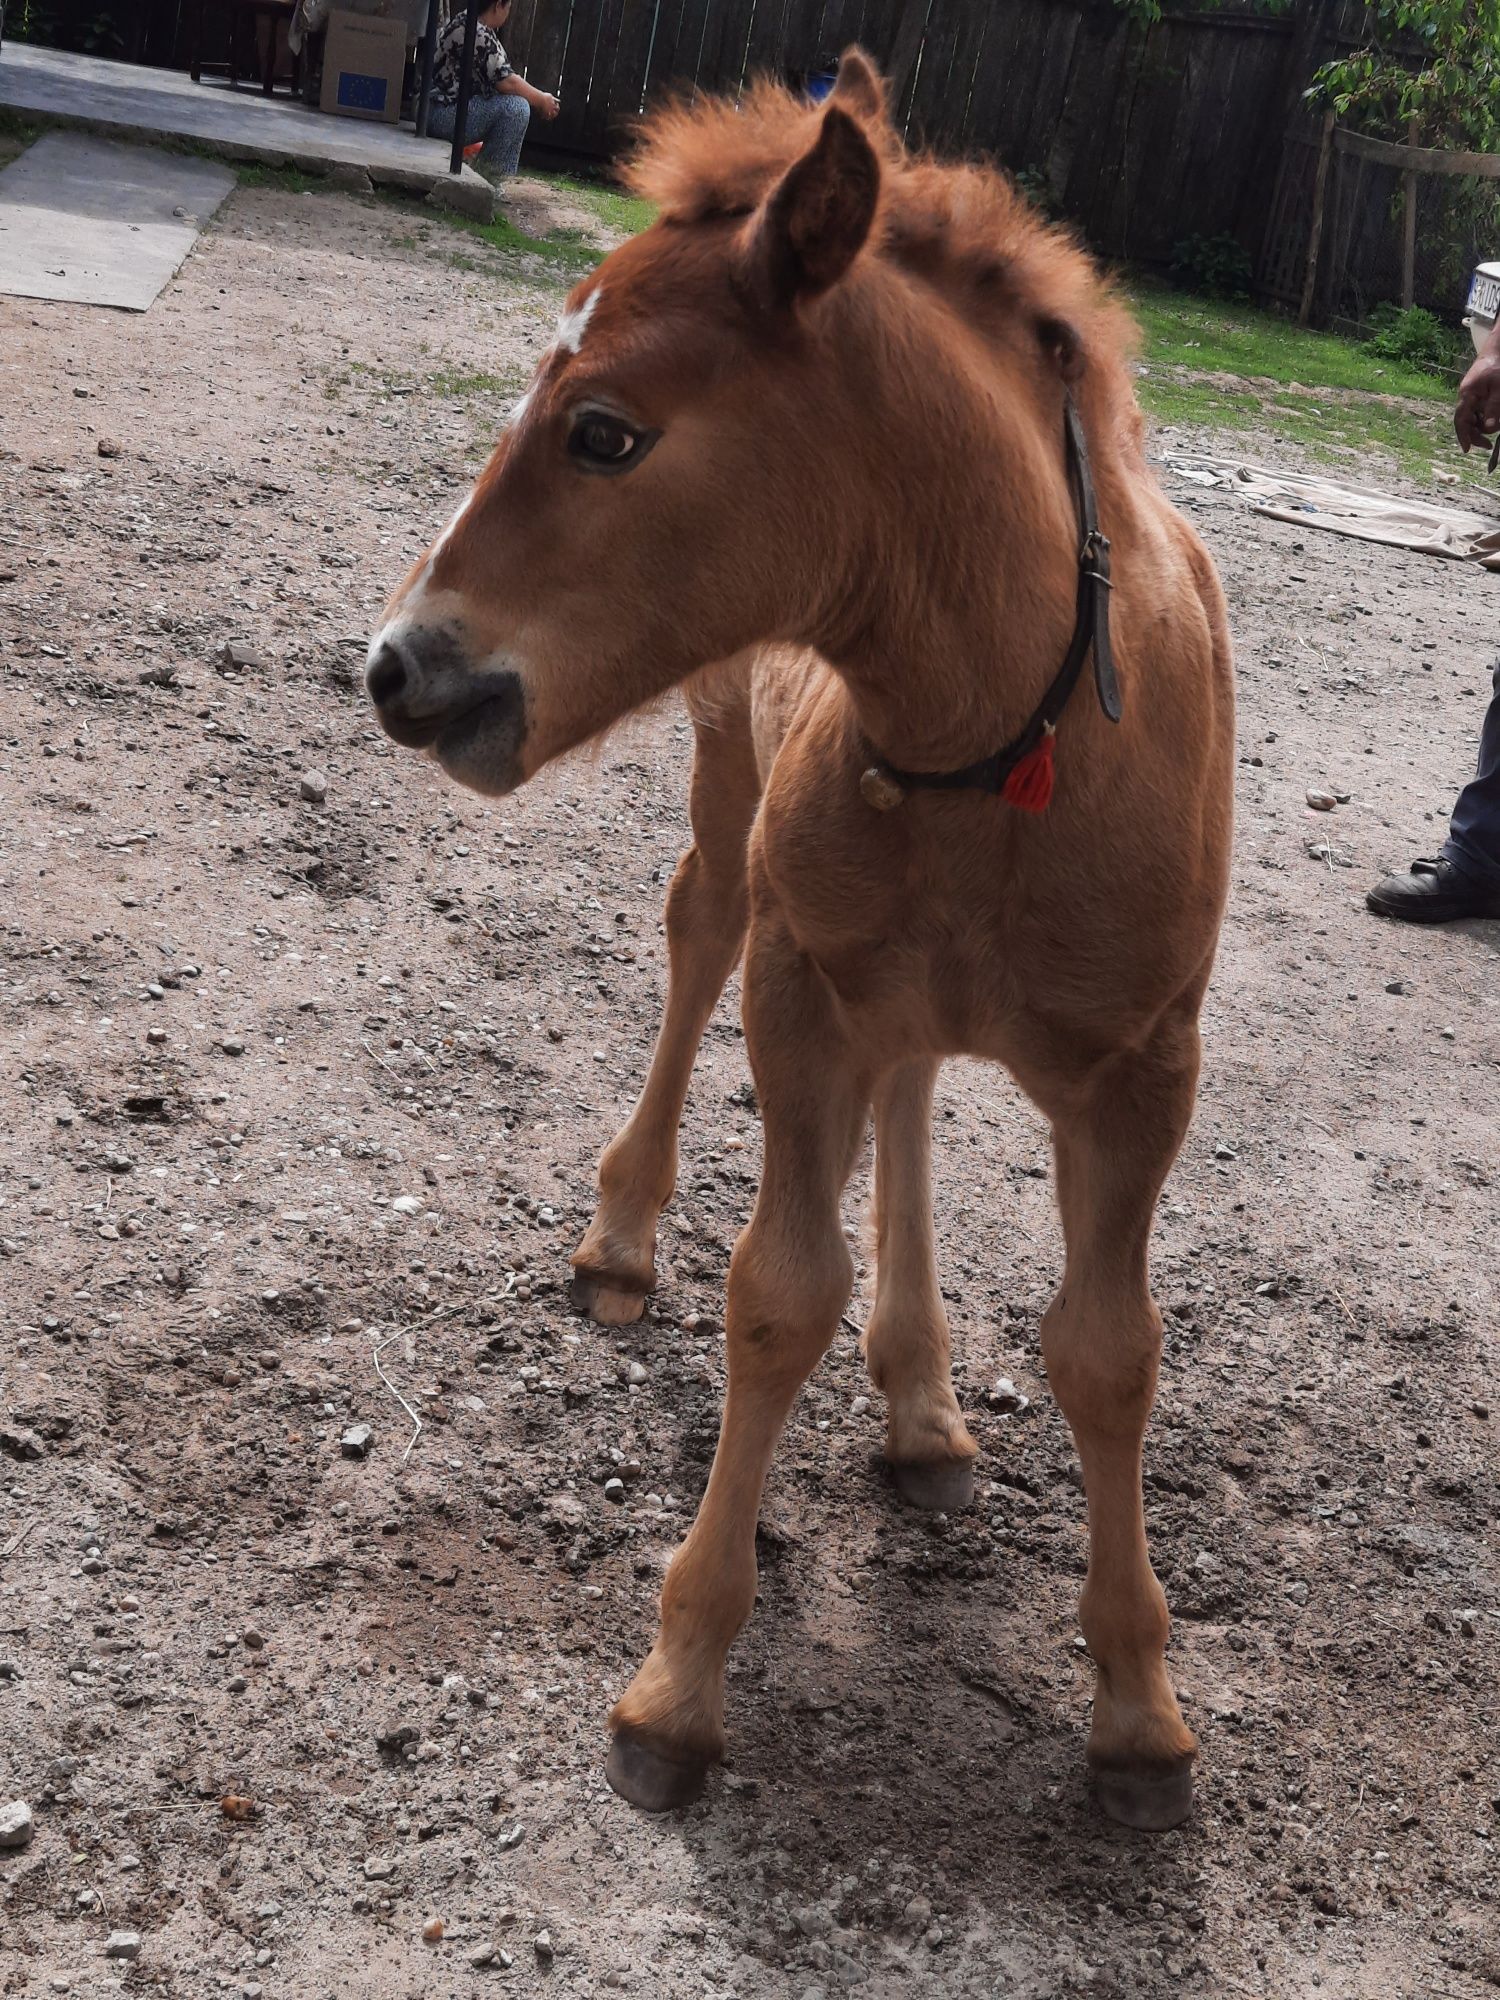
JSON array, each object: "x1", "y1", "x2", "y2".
[{"x1": 817, "y1": 352, "x2": 1085, "y2": 772}]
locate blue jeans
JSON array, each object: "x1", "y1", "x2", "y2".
[
  {"x1": 1441, "y1": 660, "x2": 1500, "y2": 886},
  {"x1": 427, "y1": 92, "x2": 529, "y2": 176}
]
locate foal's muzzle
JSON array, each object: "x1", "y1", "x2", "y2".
[{"x1": 365, "y1": 625, "x2": 528, "y2": 795}]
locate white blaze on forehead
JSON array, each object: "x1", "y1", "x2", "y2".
[
  {"x1": 555, "y1": 285, "x2": 601, "y2": 356},
  {"x1": 425, "y1": 485, "x2": 480, "y2": 575}
]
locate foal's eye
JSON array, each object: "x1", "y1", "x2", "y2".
[{"x1": 568, "y1": 412, "x2": 657, "y2": 474}]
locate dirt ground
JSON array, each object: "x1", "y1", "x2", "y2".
[{"x1": 1, "y1": 170, "x2": 1497, "y2": 2000}]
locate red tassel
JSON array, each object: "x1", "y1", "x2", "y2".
[{"x1": 1002, "y1": 727, "x2": 1056, "y2": 814}]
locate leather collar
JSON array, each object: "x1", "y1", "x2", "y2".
[{"x1": 860, "y1": 390, "x2": 1121, "y2": 813}]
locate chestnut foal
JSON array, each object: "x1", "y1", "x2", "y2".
[{"x1": 365, "y1": 52, "x2": 1234, "y2": 1830}]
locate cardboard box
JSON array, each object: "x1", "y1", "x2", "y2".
[{"x1": 320, "y1": 9, "x2": 406, "y2": 124}]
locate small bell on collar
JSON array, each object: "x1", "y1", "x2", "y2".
[{"x1": 860, "y1": 765, "x2": 906, "y2": 812}]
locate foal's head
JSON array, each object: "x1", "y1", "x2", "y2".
[{"x1": 365, "y1": 50, "x2": 1131, "y2": 795}]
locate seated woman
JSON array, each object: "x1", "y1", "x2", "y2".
[{"x1": 427, "y1": 0, "x2": 559, "y2": 179}]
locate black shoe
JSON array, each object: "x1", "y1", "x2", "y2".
[{"x1": 1366, "y1": 856, "x2": 1500, "y2": 924}]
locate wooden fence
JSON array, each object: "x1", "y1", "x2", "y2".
[{"x1": 496, "y1": 0, "x2": 1366, "y2": 269}]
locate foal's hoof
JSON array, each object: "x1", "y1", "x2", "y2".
[
  {"x1": 605, "y1": 1731, "x2": 709, "y2": 1813},
  {"x1": 889, "y1": 1456, "x2": 976, "y2": 1512},
  {"x1": 1091, "y1": 1756, "x2": 1195, "y2": 1832},
  {"x1": 570, "y1": 1274, "x2": 648, "y2": 1326}
]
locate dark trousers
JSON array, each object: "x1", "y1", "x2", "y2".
[{"x1": 1442, "y1": 660, "x2": 1500, "y2": 886}]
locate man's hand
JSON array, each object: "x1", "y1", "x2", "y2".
[
  {"x1": 1455, "y1": 346, "x2": 1500, "y2": 452},
  {"x1": 536, "y1": 90, "x2": 561, "y2": 120}
]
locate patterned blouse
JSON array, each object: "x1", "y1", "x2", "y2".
[{"x1": 432, "y1": 15, "x2": 513, "y2": 104}]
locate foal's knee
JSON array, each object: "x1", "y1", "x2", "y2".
[
  {"x1": 727, "y1": 1220, "x2": 851, "y2": 1361},
  {"x1": 1041, "y1": 1292, "x2": 1162, "y2": 1438}
]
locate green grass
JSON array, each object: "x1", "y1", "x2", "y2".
[
  {"x1": 463, "y1": 209, "x2": 602, "y2": 277},
  {"x1": 1132, "y1": 284, "x2": 1453, "y2": 404},
  {"x1": 1130, "y1": 282, "x2": 1488, "y2": 491},
  {"x1": 549, "y1": 172, "x2": 658, "y2": 241}
]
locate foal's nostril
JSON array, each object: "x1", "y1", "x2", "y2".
[{"x1": 366, "y1": 642, "x2": 409, "y2": 709}]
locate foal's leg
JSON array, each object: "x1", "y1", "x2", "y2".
[
  {"x1": 606, "y1": 920, "x2": 869, "y2": 1809},
  {"x1": 570, "y1": 695, "x2": 760, "y2": 1325},
  {"x1": 1037, "y1": 1004, "x2": 1203, "y2": 1830},
  {"x1": 862, "y1": 1059, "x2": 978, "y2": 1510}
]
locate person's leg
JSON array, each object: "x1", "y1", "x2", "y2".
[
  {"x1": 425, "y1": 98, "x2": 457, "y2": 143},
  {"x1": 478, "y1": 92, "x2": 530, "y2": 176},
  {"x1": 1368, "y1": 661, "x2": 1500, "y2": 922},
  {"x1": 1442, "y1": 660, "x2": 1500, "y2": 885}
]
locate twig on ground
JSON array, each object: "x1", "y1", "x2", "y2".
[
  {"x1": 839, "y1": 1312, "x2": 867, "y2": 1341},
  {"x1": 1, "y1": 1519, "x2": 39, "y2": 1560},
  {"x1": 361, "y1": 1037, "x2": 403, "y2": 1080},
  {"x1": 372, "y1": 1324, "x2": 423, "y2": 1465}
]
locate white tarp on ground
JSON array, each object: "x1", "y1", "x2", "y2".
[
  {"x1": 0, "y1": 132, "x2": 234, "y2": 313},
  {"x1": 1163, "y1": 453, "x2": 1500, "y2": 572}
]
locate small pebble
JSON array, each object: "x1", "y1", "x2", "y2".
[
  {"x1": 341, "y1": 1423, "x2": 375, "y2": 1459},
  {"x1": 603, "y1": 1477, "x2": 626, "y2": 1504},
  {"x1": 103, "y1": 1932, "x2": 142, "y2": 1959},
  {"x1": 534, "y1": 1929, "x2": 554, "y2": 1963},
  {"x1": 300, "y1": 770, "x2": 329, "y2": 805},
  {"x1": 221, "y1": 1037, "x2": 246, "y2": 1057},
  {"x1": 363, "y1": 1855, "x2": 395, "y2": 1881},
  {"x1": 1305, "y1": 789, "x2": 1336, "y2": 811},
  {"x1": 422, "y1": 1917, "x2": 445, "y2": 1943},
  {"x1": 0, "y1": 1800, "x2": 35, "y2": 1850}
]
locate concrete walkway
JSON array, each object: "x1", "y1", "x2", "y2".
[{"x1": 0, "y1": 42, "x2": 492, "y2": 216}]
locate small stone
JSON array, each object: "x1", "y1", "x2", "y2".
[
  {"x1": 227, "y1": 1674, "x2": 248, "y2": 1694},
  {"x1": 497, "y1": 1822, "x2": 524, "y2": 1849},
  {"x1": 97, "y1": 438, "x2": 121, "y2": 458},
  {"x1": 1460, "y1": 1609, "x2": 1479, "y2": 1638},
  {"x1": 300, "y1": 770, "x2": 328, "y2": 805},
  {"x1": 849, "y1": 1395, "x2": 871, "y2": 1417},
  {"x1": 221, "y1": 1037, "x2": 246, "y2": 1057},
  {"x1": 146, "y1": 1027, "x2": 167, "y2": 1046},
  {"x1": 341, "y1": 1423, "x2": 375, "y2": 1459},
  {"x1": 218, "y1": 640, "x2": 265, "y2": 671},
  {"x1": 626, "y1": 1361, "x2": 648, "y2": 1386},
  {"x1": 363, "y1": 1855, "x2": 396, "y2": 1881},
  {"x1": 1385, "y1": 979, "x2": 1406, "y2": 996},
  {"x1": 104, "y1": 1932, "x2": 142, "y2": 1959},
  {"x1": 0, "y1": 1426, "x2": 42, "y2": 1461},
  {"x1": 534, "y1": 1930, "x2": 554, "y2": 1963},
  {"x1": 390, "y1": 1194, "x2": 423, "y2": 1216},
  {"x1": 257, "y1": 1351, "x2": 280, "y2": 1371},
  {"x1": 422, "y1": 1916, "x2": 445, "y2": 1943},
  {"x1": 1473, "y1": 1401, "x2": 1490, "y2": 1420},
  {"x1": 242, "y1": 1628, "x2": 265, "y2": 1651},
  {"x1": 469, "y1": 1944, "x2": 498, "y2": 1968},
  {"x1": 603, "y1": 1477, "x2": 626, "y2": 1504},
  {"x1": 0, "y1": 1800, "x2": 35, "y2": 1850},
  {"x1": 1212, "y1": 1142, "x2": 1238, "y2": 1162},
  {"x1": 1305, "y1": 789, "x2": 1336, "y2": 811}
]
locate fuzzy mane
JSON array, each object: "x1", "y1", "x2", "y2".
[{"x1": 622, "y1": 61, "x2": 1141, "y2": 438}]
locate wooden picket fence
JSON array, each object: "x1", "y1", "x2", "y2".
[{"x1": 496, "y1": 0, "x2": 1368, "y2": 270}]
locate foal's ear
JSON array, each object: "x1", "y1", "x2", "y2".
[
  {"x1": 829, "y1": 47, "x2": 889, "y2": 127},
  {"x1": 742, "y1": 105, "x2": 881, "y2": 311}
]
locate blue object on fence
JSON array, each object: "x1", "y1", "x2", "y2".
[{"x1": 806, "y1": 68, "x2": 837, "y2": 103}]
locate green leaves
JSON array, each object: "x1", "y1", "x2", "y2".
[{"x1": 1310, "y1": 0, "x2": 1500, "y2": 153}]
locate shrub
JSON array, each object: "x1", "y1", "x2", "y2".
[
  {"x1": 1169, "y1": 233, "x2": 1253, "y2": 301},
  {"x1": 1363, "y1": 302, "x2": 1465, "y2": 374}
]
